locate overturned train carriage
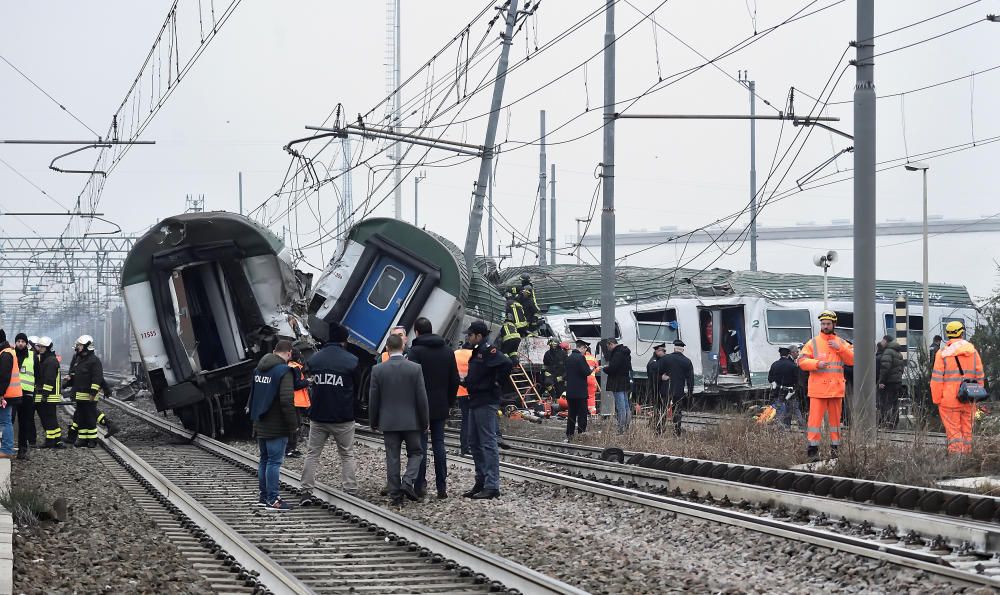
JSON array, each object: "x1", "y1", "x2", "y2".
[
  {"x1": 308, "y1": 217, "x2": 504, "y2": 419},
  {"x1": 120, "y1": 212, "x2": 311, "y2": 436}
]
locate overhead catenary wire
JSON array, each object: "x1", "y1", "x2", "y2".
[{"x1": 0, "y1": 53, "x2": 101, "y2": 138}]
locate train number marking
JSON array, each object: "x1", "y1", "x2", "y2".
[{"x1": 140, "y1": 329, "x2": 158, "y2": 339}]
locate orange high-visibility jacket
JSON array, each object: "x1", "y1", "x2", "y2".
[
  {"x1": 455, "y1": 348, "x2": 472, "y2": 397},
  {"x1": 584, "y1": 353, "x2": 599, "y2": 389},
  {"x1": 1, "y1": 347, "x2": 22, "y2": 398},
  {"x1": 288, "y1": 361, "x2": 311, "y2": 408},
  {"x1": 931, "y1": 338, "x2": 984, "y2": 409},
  {"x1": 797, "y1": 333, "x2": 854, "y2": 398}
]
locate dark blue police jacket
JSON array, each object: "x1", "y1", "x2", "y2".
[{"x1": 248, "y1": 364, "x2": 290, "y2": 422}]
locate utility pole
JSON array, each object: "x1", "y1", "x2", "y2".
[
  {"x1": 462, "y1": 0, "x2": 520, "y2": 274},
  {"x1": 739, "y1": 71, "x2": 758, "y2": 271},
  {"x1": 538, "y1": 110, "x2": 548, "y2": 265},
  {"x1": 853, "y1": 0, "x2": 877, "y2": 443},
  {"x1": 550, "y1": 163, "x2": 557, "y2": 264},
  {"x1": 238, "y1": 171, "x2": 244, "y2": 215},
  {"x1": 600, "y1": 0, "x2": 616, "y2": 415},
  {"x1": 386, "y1": 0, "x2": 403, "y2": 219},
  {"x1": 413, "y1": 170, "x2": 427, "y2": 226},
  {"x1": 488, "y1": 167, "x2": 494, "y2": 258}
]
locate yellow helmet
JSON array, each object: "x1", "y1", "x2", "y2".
[
  {"x1": 818, "y1": 310, "x2": 838, "y2": 322},
  {"x1": 945, "y1": 320, "x2": 965, "y2": 338}
]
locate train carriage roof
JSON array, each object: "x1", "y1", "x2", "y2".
[
  {"x1": 121, "y1": 211, "x2": 284, "y2": 287},
  {"x1": 497, "y1": 265, "x2": 976, "y2": 314}
]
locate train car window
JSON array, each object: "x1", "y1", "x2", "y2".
[
  {"x1": 765, "y1": 309, "x2": 811, "y2": 344},
  {"x1": 834, "y1": 311, "x2": 854, "y2": 342},
  {"x1": 568, "y1": 319, "x2": 620, "y2": 339},
  {"x1": 633, "y1": 309, "x2": 679, "y2": 343},
  {"x1": 885, "y1": 314, "x2": 925, "y2": 349},
  {"x1": 367, "y1": 265, "x2": 405, "y2": 311}
]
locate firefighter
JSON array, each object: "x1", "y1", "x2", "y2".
[
  {"x1": 33, "y1": 337, "x2": 64, "y2": 448},
  {"x1": 931, "y1": 320, "x2": 984, "y2": 455},
  {"x1": 498, "y1": 317, "x2": 521, "y2": 361},
  {"x1": 505, "y1": 295, "x2": 528, "y2": 337},
  {"x1": 65, "y1": 335, "x2": 104, "y2": 448},
  {"x1": 13, "y1": 333, "x2": 38, "y2": 458},
  {"x1": 542, "y1": 339, "x2": 567, "y2": 401},
  {"x1": 797, "y1": 311, "x2": 855, "y2": 461},
  {"x1": 517, "y1": 276, "x2": 542, "y2": 335}
]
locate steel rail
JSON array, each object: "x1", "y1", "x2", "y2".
[
  {"x1": 62, "y1": 402, "x2": 311, "y2": 595},
  {"x1": 104, "y1": 398, "x2": 586, "y2": 595},
  {"x1": 349, "y1": 429, "x2": 1000, "y2": 588}
]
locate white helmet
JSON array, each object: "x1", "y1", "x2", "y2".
[
  {"x1": 76, "y1": 335, "x2": 95, "y2": 351},
  {"x1": 35, "y1": 337, "x2": 53, "y2": 349},
  {"x1": 27, "y1": 336, "x2": 39, "y2": 346}
]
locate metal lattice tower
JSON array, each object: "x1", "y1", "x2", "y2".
[
  {"x1": 338, "y1": 137, "x2": 355, "y2": 231},
  {"x1": 384, "y1": 0, "x2": 403, "y2": 219}
]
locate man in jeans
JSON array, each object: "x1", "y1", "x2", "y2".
[
  {"x1": 602, "y1": 338, "x2": 633, "y2": 433},
  {"x1": 248, "y1": 340, "x2": 298, "y2": 511},
  {"x1": 300, "y1": 323, "x2": 360, "y2": 504},
  {"x1": 408, "y1": 317, "x2": 460, "y2": 499},
  {"x1": 0, "y1": 329, "x2": 20, "y2": 459}
]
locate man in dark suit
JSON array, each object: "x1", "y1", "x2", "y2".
[
  {"x1": 369, "y1": 333, "x2": 429, "y2": 505},
  {"x1": 657, "y1": 339, "x2": 695, "y2": 436}
]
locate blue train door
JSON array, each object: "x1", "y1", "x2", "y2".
[{"x1": 342, "y1": 255, "x2": 419, "y2": 350}]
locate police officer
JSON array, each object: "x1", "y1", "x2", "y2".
[
  {"x1": 646, "y1": 343, "x2": 667, "y2": 431},
  {"x1": 33, "y1": 337, "x2": 64, "y2": 448},
  {"x1": 13, "y1": 333, "x2": 38, "y2": 458},
  {"x1": 66, "y1": 335, "x2": 104, "y2": 447},
  {"x1": 460, "y1": 320, "x2": 512, "y2": 500},
  {"x1": 656, "y1": 340, "x2": 694, "y2": 436}
]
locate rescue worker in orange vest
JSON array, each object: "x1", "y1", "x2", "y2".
[
  {"x1": 797, "y1": 310, "x2": 854, "y2": 462},
  {"x1": 0, "y1": 329, "x2": 22, "y2": 459},
  {"x1": 380, "y1": 326, "x2": 408, "y2": 362},
  {"x1": 285, "y1": 348, "x2": 312, "y2": 458},
  {"x1": 580, "y1": 341, "x2": 600, "y2": 415},
  {"x1": 454, "y1": 344, "x2": 473, "y2": 455},
  {"x1": 931, "y1": 320, "x2": 984, "y2": 455}
]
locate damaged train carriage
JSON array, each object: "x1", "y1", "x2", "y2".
[
  {"x1": 308, "y1": 217, "x2": 504, "y2": 420},
  {"x1": 121, "y1": 212, "x2": 311, "y2": 436}
]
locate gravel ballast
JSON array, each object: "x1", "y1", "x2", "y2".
[
  {"x1": 117, "y1": 396, "x2": 985, "y2": 593},
  {"x1": 9, "y1": 417, "x2": 212, "y2": 594}
]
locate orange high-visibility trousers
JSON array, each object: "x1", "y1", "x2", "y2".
[
  {"x1": 939, "y1": 405, "x2": 974, "y2": 454},
  {"x1": 806, "y1": 397, "x2": 843, "y2": 447}
]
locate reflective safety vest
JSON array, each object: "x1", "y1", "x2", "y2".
[
  {"x1": 20, "y1": 349, "x2": 35, "y2": 393},
  {"x1": 455, "y1": 348, "x2": 472, "y2": 397},
  {"x1": 289, "y1": 361, "x2": 311, "y2": 408},
  {"x1": 506, "y1": 301, "x2": 528, "y2": 331},
  {"x1": 931, "y1": 338, "x2": 984, "y2": 409},
  {"x1": 797, "y1": 333, "x2": 854, "y2": 399},
  {"x1": 1, "y1": 348, "x2": 22, "y2": 398},
  {"x1": 500, "y1": 321, "x2": 520, "y2": 344}
]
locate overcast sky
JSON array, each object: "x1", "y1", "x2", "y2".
[{"x1": 2, "y1": 1, "x2": 999, "y2": 300}]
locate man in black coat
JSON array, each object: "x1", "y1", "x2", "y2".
[
  {"x1": 877, "y1": 336, "x2": 905, "y2": 429},
  {"x1": 657, "y1": 340, "x2": 694, "y2": 436},
  {"x1": 408, "y1": 317, "x2": 460, "y2": 499},
  {"x1": 645, "y1": 344, "x2": 666, "y2": 401},
  {"x1": 564, "y1": 344, "x2": 592, "y2": 441},
  {"x1": 768, "y1": 346, "x2": 803, "y2": 429},
  {"x1": 602, "y1": 338, "x2": 633, "y2": 433}
]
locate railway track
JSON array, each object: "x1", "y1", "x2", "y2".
[
  {"x1": 82, "y1": 397, "x2": 584, "y2": 595},
  {"x1": 676, "y1": 410, "x2": 949, "y2": 445},
  {"x1": 344, "y1": 425, "x2": 1000, "y2": 588}
]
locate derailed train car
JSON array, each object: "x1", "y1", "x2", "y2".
[
  {"x1": 308, "y1": 217, "x2": 504, "y2": 419},
  {"x1": 120, "y1": 212, "x2": 312, "y2": 436}
]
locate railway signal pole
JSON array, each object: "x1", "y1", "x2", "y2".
[{"x1": 852, "y1": 0, "x2": 877, "y2": 443}]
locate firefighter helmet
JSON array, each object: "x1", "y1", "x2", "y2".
[
  {"x1": 945, "y1": 320, "x2": 965, "y2": 338},
  {"x1": 818, "y1": 310, "x2": 838, "y2": 322},
  {"x1": 35, "y1": 336, "x2": 53, "y2": 349},
  {"x1": 75, "y1": 335, "x2": 95, "y2": 351},
  {"x1": 27, "y1": 336, "x2": 39, "y2": 346}
]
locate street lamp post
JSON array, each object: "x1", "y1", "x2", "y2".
[
  {"x1": 813, "y1": 250, "x2": 839, "y2": 310},
  {"x1": 905, "y1": 162, "x2": 930, "y2": 346}
]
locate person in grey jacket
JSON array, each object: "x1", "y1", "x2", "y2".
[
  {"x1": 369, "y1": 333, "x2": 430, "y2": 505},
  {"x1": 249, "y1": 340, "x2": 298, "y2": 511}
]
